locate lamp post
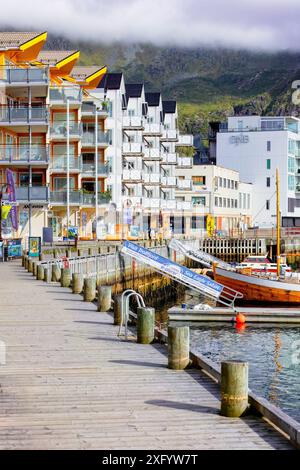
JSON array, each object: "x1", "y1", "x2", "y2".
[{"x1": 66, "y1": 96, "x2": 70, "y2": 239}]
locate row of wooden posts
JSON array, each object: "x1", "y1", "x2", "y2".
[{"x1": 23, "y1": 253, "x2": 249, "y2": 419}]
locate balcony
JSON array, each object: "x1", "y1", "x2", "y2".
[
  {"x1": 50, "y1": 122, "x2": 82, "y2": 140},
  {"x1": 143, "y1": 148, "x2": 161, "y2": 161},
  {"x1": 160, "y1": 129, "x2": 178, "y2": 141},
  {"x1": 177, "y1": 156, "x2": 193, "y2": 168},
  {"x1": 0, "y1": 145, "x2": 48, "y2": 165},
  {"x1": 143, "y1": 123, "x2": 162, "y2": 136},
  {"x1": 0, "y1": 67, "x2": 49, "y2": 85},
  {"x1": 161, "y1": 176, "x2": 177, "y2": 187},
  {"x1": 161, "y1": 199, "x2": 177, "y2": 210},
  {"x1": 123, "y1": 170, "x2": 143, "y2": 182},
  {"x1": 81, "y1": 101, "x2": 109, "y2": 118},
  {"x1": 50, "y1": 190, "x2": 81, "y2": 205},
  {"x1": 81, "y1": 131, "x2": 111, "y2": 147},
  {"x1": 177, "y1": 200, "x2": 192, "y2": 211},
  {"x1": 177, "y1": 179, "x2": 193, "y2": 190},
  {"x1": 82, "y1": 162, "x2": 109, "y2": 176},
  {"x1": 143, "y1": 173, "x2": 161, "y2": 185},
  {"x1": 0, "y1": 106, "x2": 48, "y2": 125},
  {"x1": 2, "y1": 186, "x2": 49, "y2": 203},
  {"x1": 176, "y1": 134, "x2": 194, "y2": 146},
  {"x1": 50, "y1": 156, "x2": 82, "y2": 172},
  {"x1": 122, "y1": 196, "x2": 142, "y2": 208},
  {"x1": 123, "y1": 116, "x2": 144, "y2": 130},
  {"x1": 161, "y1": 153, "x2": 177, "y2": 165},
  {"x1": 50, "y1": 87, "x2": 82, "y2": 107},
  {"x1": 81, "y1": 192, "x2": 111, "y2": 206},
  {"x1": 142, "y1": 197, "x2": 160, "y2": 209},
  {"x1": 122, "y1": 143, "x2": 144, "y2": 156}
]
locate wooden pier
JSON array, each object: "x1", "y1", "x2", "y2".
[{"x1": 0, "y1": 261, "x2": 295, "y2": 450}]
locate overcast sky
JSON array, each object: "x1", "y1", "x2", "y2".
[{"x1": 1, "y1": 0, "x2": 300, "y2": 51}]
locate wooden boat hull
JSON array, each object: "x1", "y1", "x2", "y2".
[{"x1": 214, "y1": 267, "x2": 300, "y2": 303}]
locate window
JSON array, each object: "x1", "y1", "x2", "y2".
[
  {"x1": 219, "y1": 197, "x2": 222, "y2": 207},
  {"x1": 54, "y1": 177, "x2": 75, "y2": 191},
  {"x1": 288, "y1": 156, "x2": 295, "y2": 173},
  {"x1": 20, "y1": 173, "x2": 43, "y2": 186},
  {"x1": 238, "y1": 120, "x2": 243, "y2": 130},
  {"x1": 267, "y1": 141, "x2": 271, "y2": 151},
  {"x1": 288, "y1": 175, "x2": 295, "y2": 191},
  {"x1": 191, "y1": 216, "x2": 205, "y2": 230},
  {"x1": 266, "y1": 177, "x2": 271, "y2": 187},
  {"x1": 215, "y1": 197, "x2": 218, "y2": 207},
  {"x1": 231, "y1": 180, "x2": 234, "y2": 189},
  {"x1": 219, "y1": 177, "x2": 223, "y2": 187},
  {"x1": 288, "y1": 139, "x2": 296, "y2": 154},
  {"x1": 192, "y1": 196, "x2": 206, "y2": 206},
  {"x1": 223, "y1": 198, "x2": 226, "y2": 208},
  {"x1": 227, "y1": 198, "x2": 230, "y2": 207},
  {"x1": 247, "y1": 194, "x2": 250, "y2": 209},
  {"x1": 235, "y1": 181, "x2": 238, "y2": 190},
  {"x1": 266, "y1": 200, "x2": 270, "y2": 210},
  {"x1": 235, "y1": 199, "x2": 238, "y2": 208},
  {"x1": 266, "y1": 159, "x2": 271, "y2": 170},
  {"x1": 128, "y1": 109, "x2": 135, "y2": 116},
  {"x1": 192, "y1": 176, "x2": 206, "y2": 186}
]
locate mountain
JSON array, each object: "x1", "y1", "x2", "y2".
[{"x1": 45, "y1": 35, "x2": 300, "y2": 138}]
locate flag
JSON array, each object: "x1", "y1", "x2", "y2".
[
  {"x1": 206, "y1": 215, "x2": 215, "y2": 237},
  {"x1": 1, "y1": 205, "x2": 11, "y2": 220},
  {"x1": 6, "y1": 169, "x2": 18, "y2": 230}
]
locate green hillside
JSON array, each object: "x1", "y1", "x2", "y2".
[{"x1": 45, "y1": 36, "x2": 300, "y2": 135}]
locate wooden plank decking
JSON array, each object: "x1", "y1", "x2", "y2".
[{"x1": 0, "y1": 261, "x2": 294, "y2": 450}]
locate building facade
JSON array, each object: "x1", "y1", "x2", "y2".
[
  {"x1": 175, "y1": 164, "x2": 252, "y2": 237},
  {"x1": 217, "y1": 116, "x2": 300, "y2": 228}
]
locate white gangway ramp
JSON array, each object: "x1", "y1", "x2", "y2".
[
  {"x1": 121, "y1": 241, "x2": 243, "y2": 307},
  {"x1": 169, "y1": 238, "x2": 233, "y2": 270}
]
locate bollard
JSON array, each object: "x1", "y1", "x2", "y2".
[
  {"x1": 88, "y1": 247, "x2": 93, "y2": 256},
  {"x1": 32, "y1": 261, "x2": 37, "y2": 277},
  {"x1": 66, "y1": 249, "x2": 72, "y2": 258},
  {"x1": 72, "y1": 273, "x2": 83, "y2": 294},
  {"x1": 78, "y1": 249, "x2": 83, "y2": 257},
  {"x1": 53, "y1": 249, "x2": 58, "y2": 259},
  {"x1": 21, "y1": 253, "x2": 25, "y2": 267},
  {"x1": 28, "y1": 259, "x2": 33, "y2": 273},
  {"x1": 83, "y1": 277, "x2": 96, "y2": 301},
  {"x1": 220, "y1": 361, "x2": 249, "y2": 418},
  {"x1": 52, "y1": 265, "x2": 61, "y2": 282},
  {"x1": 137, "y1": 307, "x2": 155, "y2": 344},
  {"x1": 39, "y1": 252, "x2": 44, "y2": 261},
  {"x1": 24, "y1": 256, "x2": 28, "y2": 270},
  {"x1": 97, "y1": 285, "x2": 112, "y2": 312},
  {"x1": 61, "y1": 268, "x2": 72, "y2": 288},
  {"x1": 44, "y1": 266, "x2": 51, "y2": 283},
  {"x1": 37, "y1": 264, "x2": 44, "y2": 281},
  {"x1": 168, "y1": 326, "x2": 190, "y2": 370},
  {"x1": 114, "y1": 294, "x2": 122, "y2": 325}
]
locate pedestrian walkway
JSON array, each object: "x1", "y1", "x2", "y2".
[{"x1": 0, "y1": 261, "x2": 293, "y2": 449}]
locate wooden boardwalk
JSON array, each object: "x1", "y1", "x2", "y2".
[{"x1": 0, "y1": 261, "x2": 294, "y2": 450}]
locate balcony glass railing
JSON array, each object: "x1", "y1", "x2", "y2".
[
  {"x1": 81, "y1": 101, "x2": 109, "y2": 114},
  {"x1": 50, "y1": 122, "x2": 82, "y2": 137},
  {"x1": 143, "y1": 174, "x2": 161, "y2": 184},
  {"x1": 81, "y1": 131, "x2": 111, "y2": 146},
  {"x1": 123, "y1": 116, "x2": 144, "y2": 128},
  {"x1": 50, "y1": 87, "x2": 82, "y2": 103},
  {"x1": 0, "y1": 106, "x2": 48, "y2": 123},
  {"x1": 0, "y1": 145, "x2": 48, "y2": 163},
  {"x1": 176, "y1": 134, "x2": 194, "y2": 146},
  {"x1": 161, "y1": 176, "x2": 177, "y2": 186},
  {"x1": 50, "y1": 190, "x2": 111, "y2": 205},
  {"x1": 161, "y1": 153, "x2": 177, "y2": 164},
  {"x1": 50, "y1": 156, "x2": 82, "y2": 171},
  {"x1": 81, "y1": 192, "x2": 111, "y2": 205},
  {"x1": 122, "y1": 143, "x2": 143, "y2": 154},
  {"x1": 2, "y1": 186, "x2": 49, "y2": 202},
  {"x1": 82, "y1": 162, "x2": 109, "y2": 175},
  {"x1": 143, "y1": 123, "x2": 162, "y2": 134},
  {"x1": 177, "y1": 156, "x2": 193, "y2": 167},
  {"x1": 0, "y1": 67, "x2": 49, "y2": 84},
  {"x1": 143, "y1": 148, "x2": 161, "y2": 160}
]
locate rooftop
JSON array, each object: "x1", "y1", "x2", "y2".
[
  {"x1": 98, "y1": 72, "x2": 123, "y2": 90},
  {"x1": 0, "y1": 31, "x2": 43, "y2": 49},
  {"x1": 71, "y1": 66, "x2": 101, "y2": 80},
  {"x1": 145, "y1": 92, "x2": 161, "y2": 107},
  {"x1": 162, "y1": 100, "x2": 177, "y2": 114},
  {"x1": 125, "y1": 83, "x2": 143, "y2": 99},
  {"x1": 37, "y1": 50, "x2": 78, "y2": 66}
]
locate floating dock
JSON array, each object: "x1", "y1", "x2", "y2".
[{"x1": 168, "y1": 306, "x2": 300, "y2": 323}]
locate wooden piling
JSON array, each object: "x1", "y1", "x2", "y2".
[
  {"x1": 66, "y1": 249, "x2": 72, "y2": 258},
  {"x1": 44, "y1": 266, "x2": 51, "y2": 283},
  {"x1": 78, "y1": 249, "x2": 83, "y2": 257},
  {"x1": 37, "y1": 264, "x2": 44, "y2": 281},
  {"x1": 97, "y1": 285, "x2": 112, "y2": 312},
  {"x1": 51, "y1": 265, "x2": 61, "y2": 282},
  {"x1": 220, "y1": 360, "x2": 249, "y2": 418},
  {"x1": 32, "y1": 261, "x2": 37, "y2": 277},
  {"x1": 137, "y1": 307, "x2": 155, "y2": 344},
  {"x1": 72, "y1": 273, "x2": 83, "y2": 294},
  {"x1": 28, "y1": 259, "x2": 33, "y2": 273},
  {"x1": 114, "y1": 294, "x2": 122, "y2": 325},
  {"x1": 168, "y1": 326, "x2": 190, "y2": 370},
  {"x1": 83, "y1": 277, "x2": 96, "y2": 302},
  {"x1": 39, "y1": 252, "x2": 44, "y2": 261},
  {"x1": 61, "y1": 268, "x2": 72, "y2": 288}
]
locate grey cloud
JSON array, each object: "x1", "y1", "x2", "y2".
[{"x1": 1, "y1": 0, "x2": 300, "y2": 50}]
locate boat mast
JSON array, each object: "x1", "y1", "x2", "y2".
[{"x1": 276, "y1": 168, "x2": 281, "y2": 277}]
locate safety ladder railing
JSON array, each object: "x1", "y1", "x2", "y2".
[{"x1": 119, "y1": 289, "x2": 146, "y2": 340}]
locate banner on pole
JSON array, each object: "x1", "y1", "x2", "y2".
[
  {"x1": 6, "y1": 169, "x2": 18, "y2": 231},
  {"x1": 121, "y1": 240, "x2": 223, "y2": 299}
]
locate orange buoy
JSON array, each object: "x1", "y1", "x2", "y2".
[{"x1": 235, "y1": 313, "x2": 246, "y2": 324}]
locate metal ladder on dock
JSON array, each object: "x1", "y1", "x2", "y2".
[{"x1": 119, "y1": 289, "x2": 146, "y2": 340}]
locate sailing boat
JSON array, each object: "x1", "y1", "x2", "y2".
[{"x1": 213, "y1": 169, "x2": 300, "y2": 303}]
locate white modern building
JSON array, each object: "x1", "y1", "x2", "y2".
[
  {"x1": 217, "y1": 116, "x2": 300, "y2": 228},
  {"x1": 175, "y1": 164, "x2": 252, "y2": 237}
]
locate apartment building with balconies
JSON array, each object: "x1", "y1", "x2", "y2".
[{"x1": 175, "y1": 164, "x2": 252, "y2": 237}]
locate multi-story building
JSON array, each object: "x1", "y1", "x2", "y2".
[
  {"x1": 217, "y1": 116, "x2": 300, "y2": 228},
  {"x1": 175, "y1": 164, "x2": 252, "y2": 237}
]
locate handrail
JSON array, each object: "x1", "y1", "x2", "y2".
[{"x1": 119, "y1": 290, "x2": 145, "y2": 340}]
